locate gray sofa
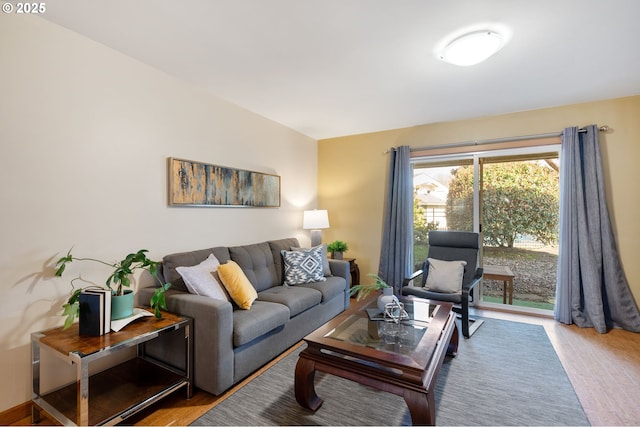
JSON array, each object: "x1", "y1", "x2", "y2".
[{"x1": 139, "y1": 237, "x2": 350, "y2": 396}]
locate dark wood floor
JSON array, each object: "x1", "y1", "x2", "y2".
[{"x1": 12, "y1": 304, "x2": 640, "y2": 426}]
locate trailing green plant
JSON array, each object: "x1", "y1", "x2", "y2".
[
  {"x1": 55, "y1": 248, "x2": 171, "y2": 329},
  {"x1": 327, "y1": 240, "x2": 348, "y2": 253},
  {"x1": 349, "y1": 273, "x2": 390, "y2": 301}
]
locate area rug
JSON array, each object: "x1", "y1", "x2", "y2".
[{"x1": 192, "y1": 318, "x2": 590, "y2": 426}]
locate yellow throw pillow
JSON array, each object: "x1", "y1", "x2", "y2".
[{"x1": 217, "y1": 260, "x2": 258, "y2": 309}]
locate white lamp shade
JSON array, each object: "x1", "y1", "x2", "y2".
[
  {"x1": 440, "y1": 30, "x2": 503, "y2": 66},
  {"x1": 303, "y1": 210, "x2": 330, "y2": 229}
]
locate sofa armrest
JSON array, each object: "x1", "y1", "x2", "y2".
[
  {"x1": 328, "y1": 259, "x2": 350, "y2": 307},
  {"x1": 328, "y1": 258, "x2": 349, "y2": 280},
  {"x1": 138, "y1": 288, "x2": 235, "y2": 395}
]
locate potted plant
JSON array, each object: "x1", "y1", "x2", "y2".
[
  {"x1": 349, "y1": 274, "x2": 398, "y2": 310},
  {"x1": 55, "y1": 248, "x2": 171, "y2": 329},
  {"x1": 327, "y1": 240, "x2": 348, "y2": 259}
]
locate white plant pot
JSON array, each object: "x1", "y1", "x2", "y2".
[{"x1": 377, "y1": 287, "x2": 398, "y2": 311}]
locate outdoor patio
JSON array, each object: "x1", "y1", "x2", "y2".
[{"x1": 482, "y1": 245, "x2": 558, "y2": 310}]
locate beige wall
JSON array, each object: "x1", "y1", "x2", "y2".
[
  {"x1": 0, "y1": 16, "x2": 319, "y2": 411},
  {"x1": 3, "y1": 12, "x2": 639, "y2": 416},
  {"x1": 319, "y1": 96, "x2": 640, "y2": 304}
]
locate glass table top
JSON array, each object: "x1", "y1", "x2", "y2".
[{"x1": 324, "y1": 298, "x2": 440, "y2": 354}]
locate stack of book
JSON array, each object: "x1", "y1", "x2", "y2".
[{"x1": 78, "y1": 288, "x2": 111, "y2": 336}]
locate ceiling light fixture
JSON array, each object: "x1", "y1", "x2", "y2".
[{"x1": 440, "y1": 30, "x2": 503, "y2": 66}]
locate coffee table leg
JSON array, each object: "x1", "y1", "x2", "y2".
[
  {"x1": 294, "y1": 356, "x2": 323, "y2": 411},
  {"x1": 404, "y1": 389, "x2": 435, "y2": 426}
]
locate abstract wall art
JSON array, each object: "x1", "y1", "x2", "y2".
[{"x1": 168, "y1": 157, "x2": 280, "y2": 207}]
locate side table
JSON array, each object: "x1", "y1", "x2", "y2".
[
  {"x1": 343, "y1": 257, "x2": 360, "y2": 288},
  {"x1": 483, "y1": 265, "x2": 515, "y2": 304},
  {"x1": 31, "y1": 308, "x2": 192, "y2": 426}
]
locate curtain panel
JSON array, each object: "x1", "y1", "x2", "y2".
[
  {"x1": 555, "y1": 125, "x2": 640, "y2": 333},
  {"x1": 378, "y1": 146, "x2": 413, "y2": 294}
]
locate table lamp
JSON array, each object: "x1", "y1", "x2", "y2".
[{"x1": 303, "y1": 210, "x2": 330, "y2": 247}]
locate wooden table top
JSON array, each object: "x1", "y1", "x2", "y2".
[
  {"x1": 483, "y1": 264, "x2": 515, "y2": 279},
  {"x1": 34, "y1": 308, "x2": 188, "y2": 358}
]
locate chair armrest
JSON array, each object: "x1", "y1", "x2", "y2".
[
  {"x1": 403, "y1": 270, "x2": 423, "y2": 288},
  {"x1": 464, "y1": 267, "x2": 483, "y2": 291},
  {"x1": 460, "y1": 267, "x2": 483, "y2": 303}
]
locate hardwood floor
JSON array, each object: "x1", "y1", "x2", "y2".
[{"x1": 12, "y1": 305, "x2": 640, "y2": 426}]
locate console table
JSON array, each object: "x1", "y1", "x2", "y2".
[{"x1": 31, "y1": 309, "x2": 192, "y2": 426}]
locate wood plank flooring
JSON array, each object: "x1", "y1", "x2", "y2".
[{"x1": 12, "y1": 305, "x2": 640, "y2": 426}]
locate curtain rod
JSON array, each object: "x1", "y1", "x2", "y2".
[{"x1": 386, "y1": 125, "x2": 609, "y2": 154}]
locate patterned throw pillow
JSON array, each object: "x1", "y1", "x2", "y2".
[
  {"x1": 290, "y1": 244, "x2": 332, "y2": 276},
  {"x1": 281, "y1": 246, "x2": 327, "y2": 285}
]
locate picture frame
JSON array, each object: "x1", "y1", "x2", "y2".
[{"x1": 168, "y1": 157, "x2": 280, "y2": 207}]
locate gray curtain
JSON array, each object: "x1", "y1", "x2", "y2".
[
  {"x1": 555, "y1": 125, "x2": 640, "y2": 333},
  {"x1": 378, "y1": 146, "x2": 413, "y2": 294}
]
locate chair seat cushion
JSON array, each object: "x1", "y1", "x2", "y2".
[
  {"x1": 258, "y1": 286, "x2": 322, "y2": 317},
  {"x1": 425, "y1": 258, "x2": 467, "y2": 294},
  {"x1": 232, "y1": 301, "x2": 290, "y2": 346},
  {"x1": 402, "y1": 286, "x2": 463, "y2": 304}
]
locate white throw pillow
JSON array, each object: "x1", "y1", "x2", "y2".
[
  {"x1": 424, "y1": 258, "x2": 467, "y2": 294},
  {"x1": 176, "y1": 253, "x2": 229, "y2": 301},
  {"x1": 281, "y1": 246, "x2": 327, "y2": 285}
]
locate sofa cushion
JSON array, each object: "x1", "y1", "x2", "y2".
[
  {"x1": 229, "y1": 242, "x2": 278, "y2": 292},
  {"x1": 163, "y1": 247, "x2": 230, "y2": 292},
  {"x1": 281, "y1": 246, "x2": 326, "y2": 285},
  {"x1": 232, "y1": 300, "x2": 290, "y2": 347},
  {"x1": 258, "y1": 286, "x2": 322, "y2": 317},
  {"x1": 297, "y1": 275, "x2": 346, "y2": 303},
  {"x1": 268, "y1": 238, "x2": 301, "y2": 284},
  {"x1": 175, "y1": 253, "x2": 228, "y2": 301},
  {"x1": 218, "y1": 260, "x2": 258, "y2": 309}
]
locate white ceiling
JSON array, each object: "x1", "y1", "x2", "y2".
[{"x1": 41, "y1": 0, "x2": 640, "y2": 140}]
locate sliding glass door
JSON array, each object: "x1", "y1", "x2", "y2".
[
  {"x1": 412, "y1": 145, "x2": 560, "y2": 312},
  {"x1": 413, "y1": 158, "x2": 475, "y2": 270}
]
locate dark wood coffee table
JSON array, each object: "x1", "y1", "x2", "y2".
[{"x1": 295, "y1": 295, "x2": 458, "y2": 426}]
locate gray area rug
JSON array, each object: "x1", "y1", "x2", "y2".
[{"x1": 192, "y1": 318, "x2": 589, "y2": 426}]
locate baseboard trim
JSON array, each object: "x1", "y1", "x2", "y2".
[{"x1": 0, "y1": 401, "x2": 30, "y2": 425}]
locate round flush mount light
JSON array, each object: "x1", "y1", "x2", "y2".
[{"x1": 440, "y1": 30, "x2": 503, "y2": 66}]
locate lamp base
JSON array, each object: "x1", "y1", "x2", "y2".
[{"x1": 310, "y1": 230, "x2": 322, "y2": 247}]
